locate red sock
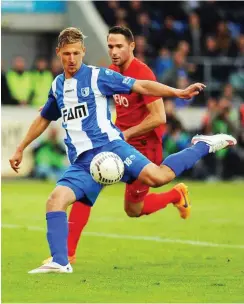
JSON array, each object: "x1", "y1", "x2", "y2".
[
  {"x1": 140, "y1": 189, "x2": 180, "y2": 216},
  {"x1": 67, "y1": 202, "x2": 91, "y2": 256}
]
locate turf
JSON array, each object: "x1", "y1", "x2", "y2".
[{"x1": 2, "y1": 180, "x2": 244, "y2": 303}]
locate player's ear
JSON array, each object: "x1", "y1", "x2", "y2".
[
  {"x1": 82, "y1": 46, "x2": 86, "y2": 56},
  {"x1": 130, "y1": 41, "x2": 135, "y2": 52},
  {"x1": 56, "y1": 47, "x2": 60, "y2": 57}
]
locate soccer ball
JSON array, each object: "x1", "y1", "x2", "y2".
[{"x1": 90, "y1": 152, "x2": 124, "y2": 185}]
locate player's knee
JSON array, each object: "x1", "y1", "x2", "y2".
[
  {"x1": 139, "y1": 164, "x2": 172, "y2": 187},
  {"x1": 46, "y1": 189, "x2": 70, "y2": 212},
  {"x1": 124, "y1": 205, "x2": 140, "y2": 217},
  {"x1": 142, "y1": 173, "x2": 166, "y2": 188},
  {"x1": 46, "y1": 192, "x2": 62, "y2": 211},
  {"x1": 124, "y1": 201, "x2": 142, "y2": 217}
]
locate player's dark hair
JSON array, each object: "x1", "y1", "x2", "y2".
[{"x1": 108, "y1": 26, "x2": 134, "y2": 43}]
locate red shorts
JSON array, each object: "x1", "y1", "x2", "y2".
[{"x1": 125, "y1": 139, "x2": 163, "y2": 203}]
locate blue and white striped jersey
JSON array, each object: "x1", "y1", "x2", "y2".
[{"x1": 41, "y1": 64, "x2": 136, "y2": 164}]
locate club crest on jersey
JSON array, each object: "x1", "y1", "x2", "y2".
[
  {"x1": 81, "y1": 87, "x2": 89, "y2": 97},
  {"x1": 105, "y1": 69, "x2": 113, "y2": 75}
]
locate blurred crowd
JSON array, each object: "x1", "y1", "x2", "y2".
[
  {"x1": 163, "y1": 96, "x2": 244, "y2": 180},
  {"x1": 2, "y1": 56, "x2": 63, "y2": 107},
  {"x1": 96, "y1": 1, "x2": 244, "y2": 101}
]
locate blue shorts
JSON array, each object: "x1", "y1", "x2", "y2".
[{"x1": 57, "y1": 140, "x2": 151, "y2": 206}]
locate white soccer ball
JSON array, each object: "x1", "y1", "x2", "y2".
[{"x1": 90, "y1": 152, "x2": 125, "y2": 185}]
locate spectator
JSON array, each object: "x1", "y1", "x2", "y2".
[
  {"x1": 154, "y1": 47, "x2": 173, "y2": 80},
  {"x1": 115, "y1": 7, "x2": 128, "y2": 27},
  {"x1": 127, "y1": 1, "x2": 144, "y2": 32},
  {"x1": 201, "y1": 97, "x2": 218, "y2": 134},
  {"x1": 6, "y1": 56, "x2": 32, "y2": 106},
  {"x1": 177, "y1": 40, "x2": 190, "y2": 57},
  {"x1": 204, "y1": 36, "x2": 219, "y2": 57},
  {"x1": 163, "y1": 119, "x2": 191, "y2": 158},
  {"x1": 215, "y1": 20, "x2": 238, "y2": 57},
  {"x1": 96, "y1": 1, "x2": 119, "y2": 27},
  {"x1": 134, "y1": 35, "x2": 154, "y2": 66},
  {"x1": 237, "y1": 34, "x2": 244, "y2": 57},
  {"x1": 197, "y1": 1, "x2": 221, "y2": 35},
  {"x1": 135, "y1": 12, "x2": 152, "y2": 38},
  {"x1": 30, "y1": 57, "x2": 53, "y2": 107},
  {"x1": 160, "y1": 50, "x2": 188, "y2": 87},
  {"x1": 163, "y1": 99, "x2": 190, "y2": 159},
  {"x1": 221, "y1": 83, "x2": 243, "y2": 108},
  {"x1": 31, "y1": 127, "x2": 67, "y2": 181},
  {"x1": 159, "y1": 16, "x2": 180, "y2": 51},
  {"x1": 211, "y1": 97, "x2": 241, "y2": 179},
  {"x1": 212, "y1": 97, "x2": 238, "y2": 136},
  {"x1": 1, "y1": 64, "x2": 11, "y2": 105},
  {"x1": 50, "y1": 57, "x2": 63, "y2": 78},
  {"x1": 183, "y1": 12, "x2": 202, "y2": 56},
  {"x1": 229, "y1": 69, "x2": 244, "y2": 97},
  {"x1": 164, "y1": 98, "x2": 181, "y2": 129}
]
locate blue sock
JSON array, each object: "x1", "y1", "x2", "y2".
[
  {"x1": 163, "y1": 142, "x2": 210, "y2": 176},
  {"x1": 46, "y1": 211, "x2": 68, "y2": 266}
]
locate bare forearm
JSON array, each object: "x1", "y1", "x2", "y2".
[
  {"x1": 133, "y1": 80, "x2": 181, "y2": 97},
  {"x1": 125, "y1": 114, "x2": 163, "y2": 140},
  {"x1": 132, "y1": 80, "x2": 205, "y2": 99},
  {"x1": 17, "y1": 115, "x2": 51, "y2": 151}
]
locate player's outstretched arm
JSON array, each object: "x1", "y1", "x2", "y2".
[
  {"x1": 132, "y1": 80, "x2": 206, "y2": 100},
  {"x1": 9, "y1": 115, "x2": 51, "y2": 173}
]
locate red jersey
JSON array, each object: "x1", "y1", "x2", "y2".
[{"x1": 109, "y1": 58, "x2": 165, "y2": 145}]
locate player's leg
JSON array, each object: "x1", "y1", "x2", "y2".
[
  {"x1": 138, "y1": 134, "x2": 237, "y2": 187},
  {"x1": 124, "y1": 142, "x2": 188, "y2": 218},
  {"x1": 42, "y1": 201, "x2": 91, "y2": 265},
  {"x1": 29, "y1": 184, "x2": 76, "y2": 274},
  {"x1": 67, "y1": 201, "x2": 91, "y2": 259},
  {"x1": 124, "y1": 181, "x2": 188, "y2": 218},
  {"x1": 30, "y1": 160, "x2": 103, "y2": 274}
]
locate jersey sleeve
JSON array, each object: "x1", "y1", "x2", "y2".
[
  {"x1": 40, "y1": 87, "x2": 61, "y2": 121},
  {"x1": 139, "y1": 66, "x2": 159, "y2": 105},
  {"x1": 97, "y1": 68, "x2": 136, "y2": 96}
]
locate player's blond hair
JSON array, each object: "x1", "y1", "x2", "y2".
[{"x1": 58, "y1": 27, "x2": 85, "y2": 48}]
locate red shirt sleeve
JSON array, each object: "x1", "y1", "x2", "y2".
[{"x1": 139, "y1": 66, "x2": 159, "y2": 105}]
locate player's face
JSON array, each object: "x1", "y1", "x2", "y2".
[
  {"x1": 107, "y1": 34, "x2": 135, "y2": 66},
  {"x1": 56, "y1": 42, "x2": 86, "y2": 77}
]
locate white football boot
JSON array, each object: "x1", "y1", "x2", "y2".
[
  {"x1": 28, "y1": 261, "x2": 73, "y2": 274},
  {"x1": 191, "y1": 134, "x2": 237, "y2": 153}
]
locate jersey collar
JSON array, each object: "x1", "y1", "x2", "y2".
[{"x1": 64, "y1": 63, "x2": 87, "y2": 80}]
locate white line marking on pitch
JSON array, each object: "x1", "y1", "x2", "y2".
[{"x1": 2, "y1": 223, "x2": 244, "y2": 249}]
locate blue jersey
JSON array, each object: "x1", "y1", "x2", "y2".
[{"x1": 41, "y1": 64, "x2": 136, "y2": 164}]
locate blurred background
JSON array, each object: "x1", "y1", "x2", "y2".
[{"x1": 2, "y1": 0, "x2": 244, "y2": 181}]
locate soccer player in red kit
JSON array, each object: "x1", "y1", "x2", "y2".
[{"x1": 43, "y1": 26, "x2": 190, "y2": 265}]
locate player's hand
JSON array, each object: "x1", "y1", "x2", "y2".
[
  {"x1": 179, "y1": 83, "x2": 206, "y2": 99},
  {"x1": 9, "y1": 149, "x2": 23, "y2": 173},
  {"x1": 39, "y1": 105, "x2": 44, "y2": 112}
]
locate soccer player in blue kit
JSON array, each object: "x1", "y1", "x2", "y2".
[{"x1": 9, "y1": 27, "x2": 237, "y2": 274}]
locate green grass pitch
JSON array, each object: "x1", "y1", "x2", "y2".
[{"x1": 2, "y1": 180, "x2": 244, "y2": 303}]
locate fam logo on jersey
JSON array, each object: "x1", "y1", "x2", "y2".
[
  {"x1": 81, "y1": 87, "x2": 90, "y2": 97},
  {"x1": 61, "y1": 103, "x2": 89, "y2": 124},
  {"x1": 122, "y1": 76, "x2": 132, "y2": 85},
  {"x1": 105, "y1": 69, "x2": 113, "y2": 75}
]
